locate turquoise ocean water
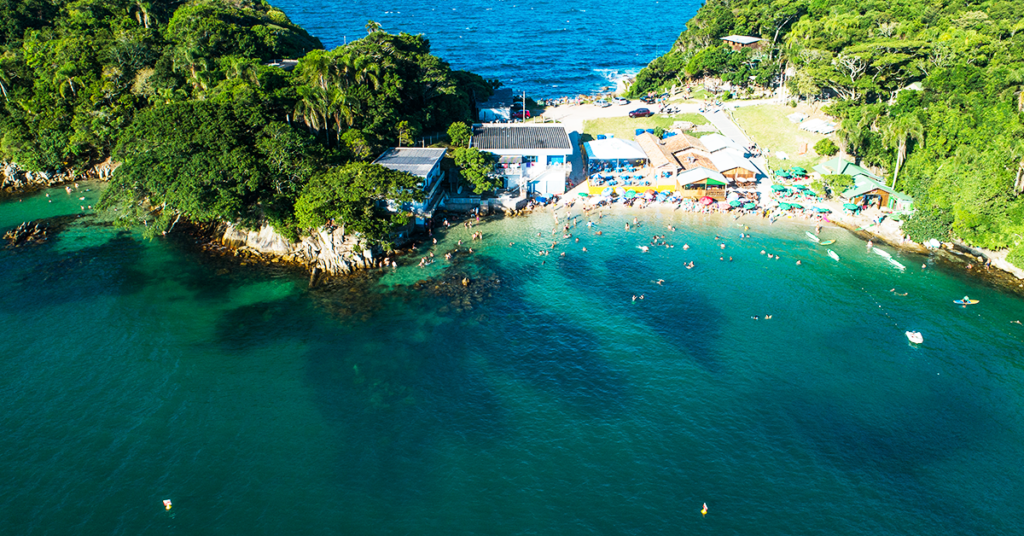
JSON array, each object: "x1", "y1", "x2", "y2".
[
  {"x1": 3, "y1": 185, "x2": 1024, "y2": 534},
  {"x1": 270, "y1": 0, "x2": 704, "y2": 98}
]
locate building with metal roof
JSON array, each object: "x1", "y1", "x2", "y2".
[
  {"x1": 721, "y1": 35, "x2": 763, "y2": 51},
  {"x1": 470, "y1": 125, "x2": 573, "y2": 196},
  {"x1": 373, "y1": 147, "x2": 448, "y2": 225}
]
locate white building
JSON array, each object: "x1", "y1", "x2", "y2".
[
  {"x1": 373, "y1": 147, "x2": 447, "y2": 226},
  {"x1": 471, "y1": 124, "x2": 573, "y2": 196}
]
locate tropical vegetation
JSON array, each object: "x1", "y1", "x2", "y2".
[
  {"x1": 631, "y1": 0, "x2": 1024, "y2": 263},
  {"x1": 0, "y1": 0, "x2": 494, "y2": 246}
]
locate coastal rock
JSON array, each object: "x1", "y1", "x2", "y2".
[
  {"x1": 4, "y1": 221, "x2": 49, "y2": 246},
  {"x1": 218, "y1": 222, "x2": 392, "y2": 277}
]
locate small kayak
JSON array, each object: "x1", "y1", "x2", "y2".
[
  {"x1": 805, "y1": 231, "x2": 820, "y2": 243},
  {"x1": 827, "y1": 249, "x2": 840, "y2": 261},
  {"x1": 954, "y1": 299, "x2": 980, "y2": 305},
  {"x1": 873, "y1": 247, "x2": 892, "y2": 259},
  {"x1": 820, "y1": 240, "x2": 836, "y2": 246},
  {"x1": 906, "y1": 331, "x2": 923, "y2": 344},
  {"x1": 889, "y1": 258, "x2": 906, "y2": 271}
]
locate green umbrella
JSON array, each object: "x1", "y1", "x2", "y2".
[
  {"x1": 779, "y1": 202, "x2": 791, "y2": 210},
  {"x1": 624, "y1": 190, "x2": 637, "y2": 198},
  {"x1": 743, "y1": 202, "x2": 756, "y2": 210},
  {"x1": 776, "y1": 171, "x2": 791, "y2": 178},
  {"x1": 771, "y1": 184, "x2": 787, "y2": 191},
  {"x1": 578, "y1": 191, "x2": 590, "y2": 197},
  {"x1": 843, "y1": 203, "x2": 860, "y2": 210},
  {"x1": 791, "y1": 166, "x2": 807, "y2": 173},
  {"x1": 792, "y1": 184, "x2": 805, "y2": 190},
  {"x1": 789, "y1": 203, "x2": 803, "y2": 209},
  {"x1": 729, "y1": 200, "x2": 742, "y2": 207}
]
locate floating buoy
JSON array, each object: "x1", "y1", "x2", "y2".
[
  {"x1": 701, "y1": 503, "x2": 708, "y2": 517},
  {"x1": 163, "y1": 499, "x2": 172, "y2": 511}
]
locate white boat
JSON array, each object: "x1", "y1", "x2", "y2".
[
  {"x1": 828, "y1": 249, "x2": 840, "y2": 261},
  {"x1": 889, "y1": 258, "x2": 906, "y2": 271},
  {"x1": 906, "y1": 331, "x2": 923, "y2": 344},
  {"x1": 873, "y1": 247, "x2": 892, "y2": 259},
  {"x1": 805, "y1": 231, "x2": 820, "y2": 243}
]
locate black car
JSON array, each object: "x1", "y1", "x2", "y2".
[
  {"x1": 640, "y1": 96, "x2": 656, "y2": 104},
  {"x1": 629, "y1": 108, "x2": 653, "y2": 118}
]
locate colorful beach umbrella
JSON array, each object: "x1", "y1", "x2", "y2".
[
  {"x1": 729, "y1": 200, "x2": 742, "y2": 207},
  {"x1": 624, "y1": 190, "x2": 637, "y2": 198},
  {"x1": 771, "y1": 184, "x2": 787, "y2": 191},
  {"x1": 699, "y1": 196, "x2": 715, "y2": 205},
  {"x1": 578, "y1": 192, "x2": 589, "y2": 197},
  {"x1": 743, "y1": 202, "x2": 756, "y2": 210}
]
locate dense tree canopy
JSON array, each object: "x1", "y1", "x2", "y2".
[
  {"x1": 631, "y1": 0, "x2": 1024, "y2": 263},
  {"x1": 1, "y1": 0, "x2": 495, "y2": 245}
]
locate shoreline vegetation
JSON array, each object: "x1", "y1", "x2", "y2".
[
  {"x1": 2, "y1": 0, "x2": 1024, "y2": 290},
  {"x1": 0, "y1": 0, "x2": 495, "y2": 257},
  {"x1": 626, "y1": 0, "x2": 1024, "y2": 270}
]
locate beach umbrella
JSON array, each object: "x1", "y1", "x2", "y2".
[
  {"x1": 789, "y1": 203, "x2": 803, "y2": 209},
  {"x1": 791, "y1": 166, "x2": 807, "y2": 173},
  {"x1": 743, "y1": 202, "x2": 756, "y2": 210},
  {"x1": 729, "y1": 200, "x2": 742, "y2": 207},
  {"x1": 578, "y1": 191, "x2": 589, "y2": 197},
  {"x1": 699, "y1": 196, "x2": 715, "y2": 206},
  {"x1": 614, "y1": 186, "x2": 626, "y2": 196},
  {"x1": 602, "y1": 187, "x2": 613, "y2": 196},
  {"x1": 776, "y1": 170, "x2": 791, "y2": 178},
  {"x1": 771, "y1": 184, "x2": 787, "y2": 191},
  {"x1": 645, "y1": 189, "x2": 658, "y2": 195},
  {"x1": 625, "y1": 190, "x2": 637, "y2": 198},
  {"x1": 779, "y1": 202, "x2": 791, "y2": 210},
  {"x1": 843, "y1": 203, "x2": 860, "y2": 211}
]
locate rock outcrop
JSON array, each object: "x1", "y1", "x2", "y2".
[{"x1": 220, "y1": 222, "x2": 384, "y2": 276}]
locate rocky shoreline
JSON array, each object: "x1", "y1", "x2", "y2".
[{"x1": 1, "y1": 160, "x2": 119, "y2": 199}]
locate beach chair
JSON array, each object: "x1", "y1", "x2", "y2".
[{"x1": 597, "y1": 134, "x2": 606, "y2": 140}]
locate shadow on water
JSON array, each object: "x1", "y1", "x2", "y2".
[
  {"x1": 762, "y1": 384, "x2": 999, "y2": 534},
  {"x1": 294, "y1": 252, "x2": 632, "y2": 506},
  {"x1": 555, "y1": 247, "x2": 725, "y2": 373},
  {"x1": 0, "y1": 224, "x2": 145, "y2": 312}
]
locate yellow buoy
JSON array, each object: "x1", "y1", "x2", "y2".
[
  {"x1": 701, "y1": 503, "x2": 708, "y2": 517},
  {"x1": 163, "y1": 499, "x2": 173, "y2": 511}
]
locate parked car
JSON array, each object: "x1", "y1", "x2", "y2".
[
  {"x1": 511, "y1": 109, "x2": 531, "y2": 119},
  {"x1": 596, "y1": 100, "x2": 612, "y2": 108},
  {"x1": 613, "y1": 97, "x2": 630, "y2": 106},
  {"x1": 629, "y1": 108, "x2": 653, "y2": 118},
  {"x1": 640, "y1": 96, "x2": 656, "y2": 105}
]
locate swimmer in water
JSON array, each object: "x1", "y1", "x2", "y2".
[
  {"x1": 760, "y1": 250, "x2": 766, "y2": 255},
  {"x1": 582, "y1": 247, "x2": 587, "y2": 252},
  {"x1": 796, "y1": 260, "x2": 802, "y2": 265},
  {"x1": 683, "y1": 244, "x2": 689, "y2": 250}
]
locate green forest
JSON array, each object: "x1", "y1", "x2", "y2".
[
  {"x1": 631, "y1": 0, "x2": 1024, "y2": 264},
  {"x1": 0, "y1": 0, "x2": 493, "y2": 244}
]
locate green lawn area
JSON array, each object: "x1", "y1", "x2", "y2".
[
  {"x1": 730, "y1": 104, "x2": 836, "y2": 172},
  {"x1": 581, "y1": 113, "x2": 711, "y2": 142}
]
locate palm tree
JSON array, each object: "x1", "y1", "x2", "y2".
[
  {"x1": 329, "y1": 87, "x2": 358, "y2": 138},
  {"x1": 295, "y1": 50, "x2": 333, "y2": 91},
  {"x1": 365, "y1": 20, "x2": 383, "y2": 35},
  {"x1": 880, "y1": 113, "x2": 925, "y2": 191},
  {"x1": 294, "y1": 85, "x2": 331, "y2": 144},
  {"x1": 335, "y1": 52, "x2": 381, "y2": 91}
]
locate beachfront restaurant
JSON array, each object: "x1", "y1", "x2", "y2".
[
  {"x1": 585, "y1": 138, "x2": 648, "y2": 173},
  {"x1": 471, "y1": 124, "x2": 573, "y2": 196},
  {"x1": 840, "y1": 176, "x2": 914, "y2": 213},
  {"x1": 675, "y1": 168, "x2": 730, "y2": 200}
]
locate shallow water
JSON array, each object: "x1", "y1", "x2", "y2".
[
  {"x1": 271, "y1": 0, "x2": 704, "y2": 98},
  {"x1": 3, "y1": 187, "x2": 1024, "y2": 535}
]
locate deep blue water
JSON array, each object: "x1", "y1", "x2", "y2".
[
  {"x1": 4, "y1": 185, "x2": 1024, "y2": 535},
  {"x1": 271, "y1": 0, "x2": 702, "y2": 98}
]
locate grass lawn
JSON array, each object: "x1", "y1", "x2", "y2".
[
  {"x1": 730, "y1": 104, "x2": 837, "y2": 172},
  {"x1": 582, "y1": 113, "x2": 711, "y2": 142}
]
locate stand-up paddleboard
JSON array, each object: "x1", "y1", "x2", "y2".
[
  {"x1": 906, "y1": 331, "x2": 923, "y2": 344},
  {"x1": 873, "y1": 247, "x2": 892, "y2": 259},
  {"x1": 805, "y1": 231, "x2": 820, "y2": 243},
  {"x1": 954, "y1": 299, "x2": 979, "y2": 305},
  {"x1": 828, "y1": 249, "x2": 840, "y2": 261},
  {"x1": 820, "y1": 240, "x2": 836, "y2": 246},
  {"x1": 889, "y1": 258, "x2": 906, "y2": 270}
]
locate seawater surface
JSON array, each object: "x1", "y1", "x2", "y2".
[
  {"x1": 3, "y1": 186, "x2": 1024, "y2": 535},
  {"x1": 271, "y1": 0, "x2": 703, "y2": 97}
]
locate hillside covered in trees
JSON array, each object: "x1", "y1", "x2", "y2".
[
  {"x1": 631, "y1": 0, "x2": 1024, "y2": 264},
  {"x1": 0, "y1": 0, "x2": 493, "y2": 244}
]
